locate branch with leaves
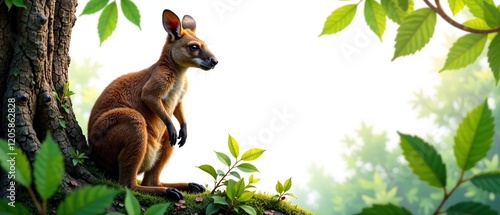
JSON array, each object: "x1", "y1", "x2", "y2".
[
  {"x1": 320, "y1": 0, "x2": 500, "y2": 83},
  {"x1": 355, "y1": 101, "x2": 500, "y2": 215}
]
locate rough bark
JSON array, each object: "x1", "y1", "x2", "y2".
[{"x1": 0, "y1": 0, "x2": 97, "y2": 198}]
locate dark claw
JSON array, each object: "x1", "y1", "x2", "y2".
[
  {"x1": 166, "y1": 123, "x2": 177, "y2": 146},
  {"x1": 165, "y1": 188, "x2": 183, "y2": 201},
  {"x1": 188, "y1": 182, "x2": 206, "y2": 193},
  {"x1": 178, "y1": 124, "x2": 187, "y2": 147}
]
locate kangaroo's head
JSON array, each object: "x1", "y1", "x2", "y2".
[{"x1": 162, "y1": 10, "x2": 218, "y2": 71}]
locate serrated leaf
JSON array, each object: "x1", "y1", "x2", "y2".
[
  {"x1": 98, "y1": 2, "x2": 118, "y2": 45},
  {"x1": 276, "y1": 181, "x2": 285, "y2": 194},
  {"x1": 463, "y1": 18, "x2": 490, "y2": 29},
  {"x1": 449, "y1": 0, "x2": 466, "y2": 15},
  {"x1": 0, "y1": 200, "x2": 31, "y2": 215},
  {"x1": 121, "y1": 0, "x2": 141, "y2": 30},
  {"x1": 211, "y1": 196, "x2": 228, "y2": 205},
  {"x1": 241, "y1": 148, "x2": 265, "y2": 161},
  {"x1": 319, "y1": 4, "x2": 358, "y2": 36},
  {"x1": 440, "y1": 33, "x2": 487, "y2": 72},
  {"x1": 80, "y1": 0, "x2": 109, "y2": 15},
  {"x1": 393, "y1": 8, "x2": 436, "y2": 60},
  {"x1": 239, "y1": 191, "x2": 255, "y2": 202},
  {"x1": 228, "y1": 134, "x2": 239, "y2": 158},
  {"x1": 355, "y1": 203, "x2": 412, "y2": 215},
  {"x1": 283, "y1": 177, "x2": 292, "y2": 192},
  {"x1": 399, "y1": 132, "x2": 447, "y2": 188},
  {"x1": 215, "y1": 151, "x2": 231, "y2": 166},
  {"x1": 0, "y1": 140, "x2": 31, "y2": 187},
  {"x1": 237, "y1": 163, "x2": 259, "y2": 173},
  {"x1": 205, "y1": 203, "x2": 221, "y2": 215},
  {"x1": 197, "y1": 164, "x2": 217, "y2": 180},
  {"x1": 471, "y1": 171, "x2": 500, "y2": 193},
  {"x1": 364, "y1": 0, "x2": 386, "y2": 41},
  {"x1": 56, "y1": 185, "x2": 120, "y2": 215},
  {"x1": 239, "y1": 205, "x2": 257, "y2": 215},
  {"x1": 381, "y1": 0, "x2": 412, "y2": 24},
  {"x1": 144, "y1": 203, "x2": 169, "y2": 215},
  {"x1": 447, "y1": 201, "x2": 497, "y2": 215},
  {"x1": 483, "y1": 1, "x2": 500, "y2": 28},
  {"x1": 454, "y1": 101, "x2": 494, "y2": 170},
  {"x1": 34, "y1": 135, "x2": 64, "y2": 200},
  {"x1": 488, "y1": 33, "x2": 500, "y2": 84},
  {"x1": 125, "y1": 189, "x2": 141, "y2": 215},
  {"x1": 464, "y1": 0, "x2": 486, "y2": 18}
]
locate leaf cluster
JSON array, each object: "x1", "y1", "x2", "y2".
[
  {"x1": 320, "y1": 0, "x2": 500, "y2": 83},
  {"x1": 356, "y1": 101, "x2": 500, "y2": 214},
  {"x1": 80, "y1": 0, "x2": 141, "y2": 45},
  {"x1": 274, "y1": 178, "x2": 296, "y2": 201}
]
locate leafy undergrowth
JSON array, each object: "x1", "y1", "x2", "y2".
[{"x1": 97, "y1": 177, "x2": 313, "y2": 214}]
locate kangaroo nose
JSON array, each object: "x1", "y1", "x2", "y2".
[{"x1": 210, "y1": 58, "x2": 218, "y2": 67}]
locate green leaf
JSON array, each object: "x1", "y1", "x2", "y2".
[
  {"x1": 120, "y1": 0, "x2": 141, "y2": 30},
  {"x1": 56, "y1": 185, "x2": 120, "y2": 215},
  {"x1": 98, "y1": 2, "x2": 118, "y2": 45},
  {"x1": 215, "y1": 151, "x2": 231, "y2": 166},
  {"x1": 239, "y1": 205, "x2": 257, "y2": 215},
  {"x1": 0, "y1": 140, "x2": 32, "y2": 187},
  {"x1": 464, "y1": 0, "x2": 485, "y2": 18},
  {"x1": 125, "y1": 189, "x2": 141, "y2": 215},
  {"x1": 197, "y1": 164, "x2": 217, "y2": 180},
  {"x1": 241, "y1": 148, "x2": 265, "y2": 161},
  {"x1": 144, "y1": 203, "x2": 169, "y2": 215},
  {"x1": 276, "y1": 181, "x2": 284, "y2": 193},
  {"x1": 392, "y1": 8, "x2": 436, "y2": 60},
  {"x1": 283, "y1": 177, "x2": 292, "y2": 192},
  {"x1": 355, "y1": 203, "x2": 412, "y2": 215},
  {"x1": 364, "y1": 0, "x2": 386, "y2": 41},
  {"x1": 235, "y1": 178, "x2": 246, "y2": 197},
  {"x1": 213, "y1": 195, "x2": 229, "y2": 205},
  {"x1": 205, "y1": 203, "x2": 221, "y2": 215},
  {"x1": 447, "y1": 201, "x2": 497, "y2": 215},
  {"x1": 0, "y1": 200, "x2": 31, "y2": 215},
  {"x1": 319, "y1": 4, "x2": 358, "y2": 36},
  {"x1": 230, "y1": 171, "x2": 241, "y2": 179},
  {"x1": 5, "y1": 0, "x2": 12, "y2": 10},
  {"x1": 483, "y1": 1, "x2": 500, "y2": 28},
  {"x1": 398, "y1": 0, "x2": 409, "y2": 11},
  {"x1": 80, "y1": 0, "x2": 109, "y2": 15},
  {"x1": 228, "y1": 134, "x2": 239, "y2": 158},
  {"x1": 440, "y1": 33, "x2": 487, "y2": 72},
  {"x1": 59, "y1": 120, "x2": 67, "y2": 128},
  {"x1": 34, "y1": 135, "x2": 64, "y2": 200},
  {"x1": 237, "y1": 163, "x2": 259, "y2": 173},
  {"x1": 454, "y1": 101, "x2": 494, "y2": 170},
  {"x1": 239, "y1": 191, "x2": 255, "y2": 202},
  {"x1": 11, "y1": 0, "x2": 25, "y2": 8},
  {"x1": 226, "y1": 180, "x2": 236, "y2": 201},
  {"x1": 399, "y1": 132, "x2": 447, "y2": 188},
  {"x1": 449, "y1": 0, "x2": 466, "y2": 15},
  {"x1": 381, "y1": 0, "x2": 411, "y2": 24},
  {"x1": 463, "y1": 18, "x2": 490, "y2": 29},
  {"x1": 471, "y1": 171, "x2": 500, "y2": 193},
  {"x1": 488, "y1": 33, "x2": 500, "y2": 84}
]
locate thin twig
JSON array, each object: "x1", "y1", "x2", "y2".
[
  {"x1": 432, "y1": 170, "x2": 465, "y2": 215},
  {"x1": 27, "y1": 187, "x2": 43, "y2": 215}
]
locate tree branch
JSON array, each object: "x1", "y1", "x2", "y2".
[{"x1": 423, "y1": 0, "x2": 500, "y2": 34}]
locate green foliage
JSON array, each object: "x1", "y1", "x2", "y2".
[
  {"x1": 70, "y1": 148, "x2": 89, "y2": 166},
  {"x1": 56, "y1": 185, "x2": 120, "y2": 215},
  {"x1": 319, "y1": 4, "x2": 358, "y2": 36},
  {"x1": 321, "y1": 0, "x2": 500, "y2": 83},
  {"x1": 53, "y1": 81, "x2": 76, "y2": 115},
  {"x1": 446, "y1": 201, "x2": 498, "y2": 215},
  {"x1": 125, "y1": 188, "x2": 141, "y2": 215},
  {"x1": 392, "y1": 8, "x2": 436, "y2": 60},
  {"x1": 80, "y1": 0, "x2": 142, "y2": 45},
  {"x1": 470, "y1": 171, "x2": 500, "y2": 193},
  {"x1": 355, "y1": 203, "x2": 412, "y2": 215},
  {"x1": 274, "y1": 178, "x2": 296, "y2": 201},
  {"x1": 33, "y1": 135, "x2": 64, "y2": 200},
  {"x1": 1, "y1": 0, "x2": 25, "y2": 10},
  {"x1": 206, "y1": 178, "x2": 257, "y2": 215},
  {"x1": 454, "y1": 100, "x2": 494, "y2": 171},
  {"x1": 0, "y1": 140, "x2": 31, "y2": 187},
  {"x1": 399, "y1": 132, "x2": 447, "y2": 188}
]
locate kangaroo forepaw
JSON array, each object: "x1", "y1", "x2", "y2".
[
  {"x1": 188, "y1": 182, "x2": 206, "y2": 193},
  {"x1": 166, "y1": 188, "x2": 184, "y2": 201}
]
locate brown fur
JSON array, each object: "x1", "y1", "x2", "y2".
[{"x1": 88, "y1": 10, "x2": 217, "y2": 198}]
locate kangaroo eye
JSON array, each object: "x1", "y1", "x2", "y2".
[{"x1": 189, "y1": 44, "x2": 200, "y2": 51}]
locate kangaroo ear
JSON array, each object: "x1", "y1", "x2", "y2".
[
  {"x1": 182, "y1": 15, "x2": 196, "y2": 32},
  {"x1": 162, "y1": 9, "x2": 182, "y2": 40}
]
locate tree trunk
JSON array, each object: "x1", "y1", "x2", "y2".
[{"x1": 0, "y1": 0, "x2": 97, "y2": 198}]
